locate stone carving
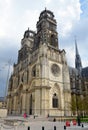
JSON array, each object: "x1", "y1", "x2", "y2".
[{"x1": 51, "y1": 64, "x2": 60, "y2": 76}]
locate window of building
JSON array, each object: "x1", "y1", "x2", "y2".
[
  {"x1": 52, "y1": 93, "x2": 58, "y2": 108},
  {"x1": 27, "y1": 70, "x2": 29, "y2": 83},
  {"x1": 21, "y1": 73, "x2": 24, "y2": 82},
  {"x1": 18, "y1": 75, "x2": 20, "y2": 85},
  {"x1": 32, "y1": 65, "x2": 36, "y2": 77}
]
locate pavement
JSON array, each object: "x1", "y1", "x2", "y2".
[{"x1": 0, "y1": 116, "x2": 88, "y2": 130}]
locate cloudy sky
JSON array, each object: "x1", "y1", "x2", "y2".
[{"x1": 0, "y1": 0, "x2": 88, "y2": 97}]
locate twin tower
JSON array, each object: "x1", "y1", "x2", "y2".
[{"x1": 7, "y1": 9, "x2": 71, "y2": 116}]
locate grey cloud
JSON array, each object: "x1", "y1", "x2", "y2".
[
  {"x1": 0, "y1": 38, "x2": 19, "y2": 97},
  {"x1": 0, "y1": 38, "x2": 19, "y2": 63}
]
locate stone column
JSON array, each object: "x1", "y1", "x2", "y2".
[
  {"x1": 14, "y1": 95, "x2": 18, "y2": 114},
  {"x1": 34, "y1": 89, "x2": 41, "y2": 115},
  {"x1": 26, "y1": 92, "x2": 29, "y2": 114},
  {"x1": 41, "y1": 88, "x2": 49, "y2": 116},
  {"x1": 22, "y1": 92, "x2": 27, "y2": 114},
  {"x1": 7, "y1": 97, "x2": 11, "y2": 114}
]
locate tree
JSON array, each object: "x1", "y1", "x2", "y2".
[{"x1": 70, "y1": 94, "x2": 77, "y2": 115}]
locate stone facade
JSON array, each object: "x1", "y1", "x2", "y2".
[
  {"x1": 0, "y1": 108, "x2": 7, "y2": 117},
  {"x1": 7, "y1": 9, "x2": 71, "y2": 116}
]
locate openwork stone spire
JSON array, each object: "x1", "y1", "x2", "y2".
[{"x1": 75, "y1": 38, "x2": 82, "y2": 75}]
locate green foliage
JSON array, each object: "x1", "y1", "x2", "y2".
[
  {"x1": 80, "y1": 117, "x2": 88, "y2": 123},
  {"x1": 71, "y1": 95, "x2": 76, "y2": 111},
  {"x1": 69, "y1": 95, "x2": 77, "y2": 115},
  {"x1": 82, "y1": 96, "x2": 88, "y2": 113},
  {"x1": 70, "y1": 94, "x2": 88, "y2": 116}
]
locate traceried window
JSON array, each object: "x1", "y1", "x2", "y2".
[
  {"x1": 52, "y1": 93, "x2": 58, "y2": 108},
  {"x1": 32, "y1": 65, "x2": 36, "y2": 77},
  {"x1": 18, "y1": 75, "x2": 20, "y2": 85},
  {"x1": 49, "y1": 23, "x2": 56, "y2": 31},
  {"x1": 21, "y1": 73, "x2": 24, "y2": 82},
  {"x1": 51, "y1": 34, "x2": 55, "y2": 46},
  {"x1": 50, "y1": 34, "x2": 57, "y2": 47},
  {"x1": 27, "y1": 70, "x2": 29, "y2": 83},
  {"x1": 51, "y1": 64, "x2": 60, "y2": 77}
]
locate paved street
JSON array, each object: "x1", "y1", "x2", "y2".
[{"x1": 0, "y1": 116, "x2": 88, "y2": 130}]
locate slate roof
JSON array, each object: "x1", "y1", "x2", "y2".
[
  {"x1": 82, "y1": 67, "x2": 88, "y2": 78},
  {"x1": 69, "y1": 66, "x2": 78, "y2": 76}
]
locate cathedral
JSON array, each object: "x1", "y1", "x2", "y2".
[
  {"x1": 7, "y1": 9, "x2": 88, "y2": 116},
  {"x1": 69, "y1": 39, "x2": 88, "y2": 116}
]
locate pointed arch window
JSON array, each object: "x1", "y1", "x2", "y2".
[
  {"x1": 27, "y1": 70, "x2": 29, "y2": 83},
  {"x1": 32, "y1": 65, "x2": 36, "y2": 77},
  {"x1": 52, "y1": 93, "x2": 58, "y2": 108},
  {"x1": 51, "y1": 34, "x2": 55, "y2": 46}
]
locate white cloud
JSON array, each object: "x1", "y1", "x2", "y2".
[
  {"x1": 0, "y1": 0, "x2": 82, "y2": 38},
  {"x1": 44, "y1": 0, "x2": 82, "y2": 36},
  {"x1": 0, "y1": 0, "x2": 12, "y2": 37},
  {"x1": 45, "y1": 0, "x2": 52, "y2": 4},
  {"x1": 20, "y1": 10, "x2": 39, "y2": 31},
  {"x1": 0, "y1": 0, "x2": 84, "y2": 64},
  {"x1": 65, "y1": 46, "x2": 75, "y2": 67},
  {"x1": 14, "y1": 9, "x2": 40, "y2": 42},
  {"x1": 0, "y1": 0, "x2": 88, "y2": 96},
  {"x1": 0, "y1": 1, "x2": 39, "y2": 43}
]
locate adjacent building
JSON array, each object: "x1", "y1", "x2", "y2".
[{"x1": 69, "y1": 40, "x2": 88, "y2": 116}]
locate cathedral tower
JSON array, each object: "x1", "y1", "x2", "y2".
[{"x1": 34, "y1": 8, "x2": 58, "y2": 49}]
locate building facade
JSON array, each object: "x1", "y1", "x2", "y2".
[{"x1": 7, "y1": 9, "x2": 71, "y2": 116}]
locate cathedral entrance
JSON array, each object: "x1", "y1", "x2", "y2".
[{"x1": 29, "y1": 94, "x2": 32, "y2": 115}]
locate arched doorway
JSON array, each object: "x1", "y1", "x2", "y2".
[
  {"x1": 29, "y1": 94, "x2": 32, "y2": 115},
  {"x1": 52, "y1": 93, "x2": 58, "y2": 108},
  {"x1": 50, "y1": 83, "x2": 61, "y2": 109}
]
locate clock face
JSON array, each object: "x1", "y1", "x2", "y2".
[{"x1": 51, "y1": 64, "x2": 60, "y2": 77}]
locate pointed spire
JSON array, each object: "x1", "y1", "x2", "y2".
[
  {"x1": 28, "y1": 27, "x2": 29, "y2": 31},
  {"x1": 75, "y1": 37, "x2": 82, "y2": 75},
  {"x1": 75, "y1": 37, "x2": 79, "y2": 56},
  {"x1": 45, "y1": 7, "x2": 47, "y2": 11}
]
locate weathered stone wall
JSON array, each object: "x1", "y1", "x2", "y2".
[{"x1": 0, "y1": 108, "x2": 7, "y2": 117}]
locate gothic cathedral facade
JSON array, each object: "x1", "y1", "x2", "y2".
[{"x1": 7, "y1": 9, "x2": 71, "y2": 116}]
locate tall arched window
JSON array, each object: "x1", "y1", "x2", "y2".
[
  {"x1": 27, "y1": 70, "x2": 29, "y2": 83},
  {"x1": 51, "y1": 34, "x2": 55, "y2": 46},
  {"x1": 52, "y1": 93, "x2": 58, "y2": 108},
  {"x1": 32, "y1": 65, "x2": 36, "y2": 77}
]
